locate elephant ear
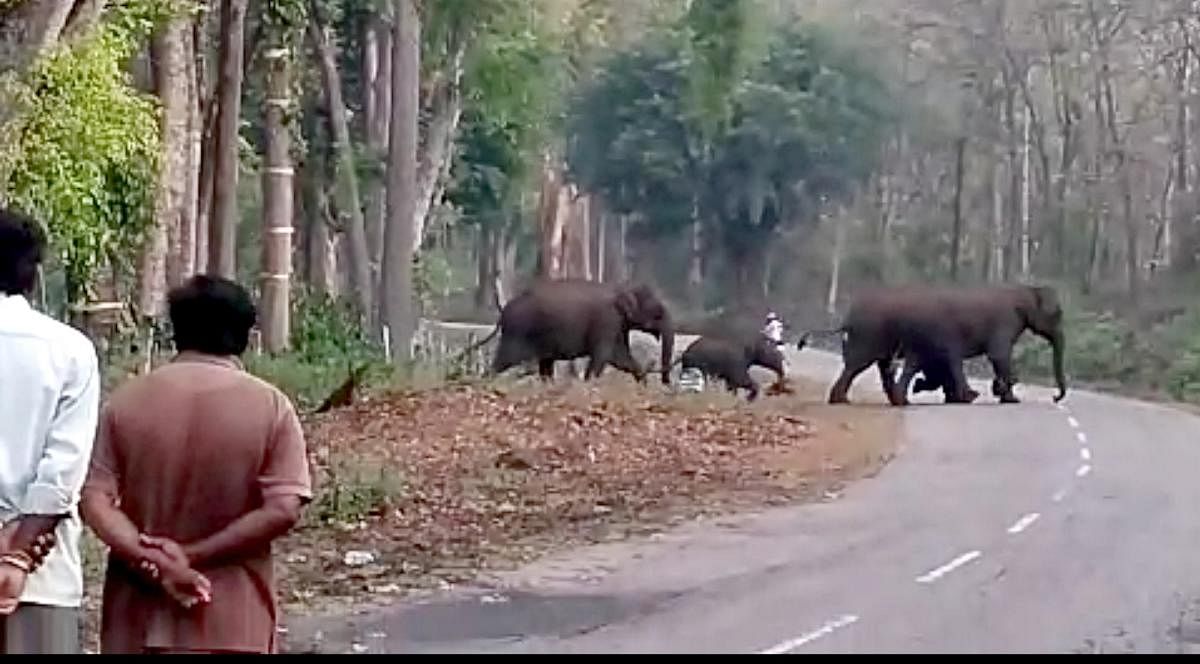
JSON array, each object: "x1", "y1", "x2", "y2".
[
  {"x1": 614, "y1": 289, "x2": 639, "y2": 321},
  {"x1": 1031, "y1": 285, "x2": 1061, "y2": 316}
]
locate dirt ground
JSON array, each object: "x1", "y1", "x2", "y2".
[{"x1": 79, "y1": 372, "x2": 899, "y2": 652}]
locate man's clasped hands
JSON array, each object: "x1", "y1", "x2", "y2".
[{"x1": 0, "y1": 524, "x2": 211, "y2": 614}]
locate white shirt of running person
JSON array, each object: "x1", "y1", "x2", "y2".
[{"x1": 0, "y1": 293, "x2": 100, "y2": 608}]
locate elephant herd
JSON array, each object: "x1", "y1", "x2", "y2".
[{"x1": 468, "y1": 278, "x2": 1068, "y2": 407}]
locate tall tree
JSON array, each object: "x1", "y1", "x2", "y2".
[
  {"x1": 382, "y1": 0, "x2": 420, "y2": 362},
  {"x1": 308, "y1": 0, "x2": 373, "y2": 319},
  {"x1": 207, "y1": 0, "x2": 248, "y2": 278},
  {"x1": 259, "y1": 9, "x2": 296, "y2": 353},
  {"x1": 141, "y1": 4, "x2": 194, "y2": 318}
]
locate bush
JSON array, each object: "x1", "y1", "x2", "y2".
[
  {"x1": 307, "y1": 454, "x2": 405, "y2": 526},
  {"x1": 246, "y1": 290, "x2": 392, "y2": 410},
  {"x1": 1012, "y1": 309, "x2": 1141, "y2": 388}
]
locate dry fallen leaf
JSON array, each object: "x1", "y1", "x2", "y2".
[{"x1": 278, "y1": 380, "x2": 843, "y2": 610}]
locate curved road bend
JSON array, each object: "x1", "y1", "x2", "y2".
[{"x1": 285, "y1": 336, "x2": 1200, "y2": 654}]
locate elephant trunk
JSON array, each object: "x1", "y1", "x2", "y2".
[
  {"x1": 659, "y1": 319, "x2": 675, "y2": 385},
  {"x1": 1050, "y1": 330, "x2": 1067, "y2": 403}
]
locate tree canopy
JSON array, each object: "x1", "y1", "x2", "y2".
[{"x1": 566, "y1": 16, "x2": 893, "y2": 298}]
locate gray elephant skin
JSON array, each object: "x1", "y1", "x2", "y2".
[
  {"x1": 827, "y1": 284, "x2": 1067, "y2": 406},
  {"x1": 677, "y1": 334, "x2": 788, "y2": 401},
  {"x1": 488, "y1": 279, "x2": 675, "y2": 384}
]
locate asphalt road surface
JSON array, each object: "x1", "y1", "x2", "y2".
[{"x1": 285, "y1": 340, "x2": 1200, "y2": 654}]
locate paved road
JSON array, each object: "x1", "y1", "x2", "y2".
[{"x1": 285, "y1": 340, "x2": 1200, "y2": 654}]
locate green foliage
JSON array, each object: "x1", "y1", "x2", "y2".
[
  {"x1": 681, "y1": 0, "x2": 760, "y2": 139},
  {"x1": 289, "y1": 289, "x2": 384, "y2": 365},
  {"x1": 1010, "y1": 305, "x2": 1200, "y2": 403},
  {"x1": 1, "y1": 2, "x2": 171, "y2": 301},
  {"x1": 246, "y1": 291, "x2": 389, "y2": 409},
  {"x1": 308, "y1": 454, "x2": 404, "y2": 525},
  {"x1": 447, "y1": 0, "x2": 565, "y2": 235},
  {"x1": 567, "y1": 17, "x2": 893, "y2": 272}
]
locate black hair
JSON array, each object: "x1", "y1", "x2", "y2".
[
  {"x1": 167, "y1": 274, "x2": 258, "y2": 356},
  {"x1": 0, "y1": 208, "x2": 45, "y2": 296}
]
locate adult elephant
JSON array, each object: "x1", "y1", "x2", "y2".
[
  {"x1": 826, "y1": 284, "x2": 1067, "y2": 406},
  {"x1": 482, "y1": 279, "x2": 674, "y2": 384}
]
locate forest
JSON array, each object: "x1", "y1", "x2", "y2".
[{"x1": 5, "y1": 0, "x2": 1200, "y2": 403}]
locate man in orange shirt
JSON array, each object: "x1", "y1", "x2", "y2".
[{"x1": 82, "y1": 275, "x2": 312, "y2": 654}]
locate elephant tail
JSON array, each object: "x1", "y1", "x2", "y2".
[{"x1": 451, "y1": 323, "x2": 501, "y2": 365}]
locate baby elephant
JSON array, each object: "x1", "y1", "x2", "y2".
[
  {"x1": 678, "y1": 334, "x2": 787, "y2": 401},
  {"x1": 896, "y1": 350, "x2": 980, "y2": 404}
]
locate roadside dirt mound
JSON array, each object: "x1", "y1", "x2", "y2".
[{"x1": 275, "y1": 378, "x2": 897, "y2": 614}]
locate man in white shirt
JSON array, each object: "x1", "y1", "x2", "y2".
[{"x1": 0, "y1": 208, "x2": 100, "y2": 653}]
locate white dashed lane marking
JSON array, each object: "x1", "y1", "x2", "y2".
[
  {"x1": 915, "y1": 551, "x2": 982, "y2": 584},
  {"x1": 760, "y1": 614, "x2": 860, "y2": 654},
  {"x1": 760, "y1": 402, "x2": 1091, "y2": 654},
  {"x1": 1006, "y1": 512, "x2": 1040, "y2": 534}
]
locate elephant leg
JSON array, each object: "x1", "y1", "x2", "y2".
[
  {"x1": 732, "y1": 369, "x2": 759, "y2": 402},
  {"x1": 945, "y1": 379, "x2": 980, "y2": 404},
  {"x1": 890, "y1": 356, "x2": 920, "y2": 407},
  {"x1": 877, "y1": 359, "x2": 900, "y2": 405},
  {"x1": 538, "y1": 359, "x2": 555, "y2": 382},
  {"x1": 491, "y1": 338, "x2": 527, "y2": 376},
  {"x1": 608, "y1": 340, "x2": 646, "y2": 383},
  {"x1": 944, "y1": 353, "x2": 975, "y2": 404},
  {"x1": 585, "y1": 341, "x2": 613, "y2": 380},
  {"x1": 987, "y1": 346, "x2": 1020, "y2": 403},
  {"x1": 828, "y1": 353, "x2": 875, "y2": 404}
]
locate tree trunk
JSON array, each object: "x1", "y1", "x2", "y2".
[
  {"x1": 192, "y1": 8, "x2": 213, "y2": 273},
  {"x1": 207, "y1": 0, "x2": 248, "y2": 278},
  {"x1": 949, "y1": 136, "x2": 966, "y2": 282},
  {"x1": 563, "y1": 193, "x2": 591, "y2": 280},
  {"x1": 990, "y1": 148, "x2": 1005, "y2": 283},
  {"x1": 0, "y1": 0, "x2": 76, "y2": 75},
  {"x1": 618, "y1": 214, "x2": 629, "y2": 282},
  {"x1": 1004, "y1": 77, "x2": 1019, "y2": 282},
  {"x1": 595, "y1": 209, "x2": 607, "y2": 283},
  {"x1": 1171, "y1": 36, "x2": 1190, "y2": 270},
  {"x1": 382, "y1": 0, "x2": 420, "y2": 363},
  {"x1": 414, "y1": 45, "x2": 465, "y2": 249},
  {"x1": 687, "y1": 203, "x2": 703, "y2": 308},
  {"x1": 309, "y1": 3, "x2": 373, "y2": 319},
  {"x1": 364, "y1": 16, "x2": 391, "y2": 285},
  {"x1": 179, "y1": 21, "x2": 199, "y2": 279},
  {"x1": 302, "y1": 164, "x2": 337, "y2": 296},
  {"x1": 536, "y1": 163, "x2": 569, "y2": 279},
  {"x1": 259, "y1": 47, "x2": 293, "y2": 353},
  {"x1": 366, "y1": 16, "x2": 392, "y2": 278},
  {"x1": 153, "y1": 13, "x2": 192, "y2": 292},
  {"x1": 1120, "y1": 168, "x2": 1138, "y2": 300},
  {"x1": 474, "y1": 225, "x2": 495, "y2": 309},
  {"x1": 827, "y1": 216, "x2": 846, "y2": 322},
  {"x1": 1020, "y1": 78, "x2": 1032, "y2": 280},
  {"x1": 138, "y1": 213, "x2": 169, "y2": 318},
  {"x1": 497, "y1": 220, "x2": 516, "y2": 304}
]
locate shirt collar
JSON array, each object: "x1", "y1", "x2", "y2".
[{"x1": 172, "y1": 350, "x2": 245, "y2": 371}]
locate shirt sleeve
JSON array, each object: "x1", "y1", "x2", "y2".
[
  {"x1": 22, "y1": 343, "x2": 101, "y2": 516},
  {"x1": 82, "y1": 404, "x2": 120, "y2": 500},
  {"x1": 259, "y1": 393, "x2": 313, "y2": 503}
]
